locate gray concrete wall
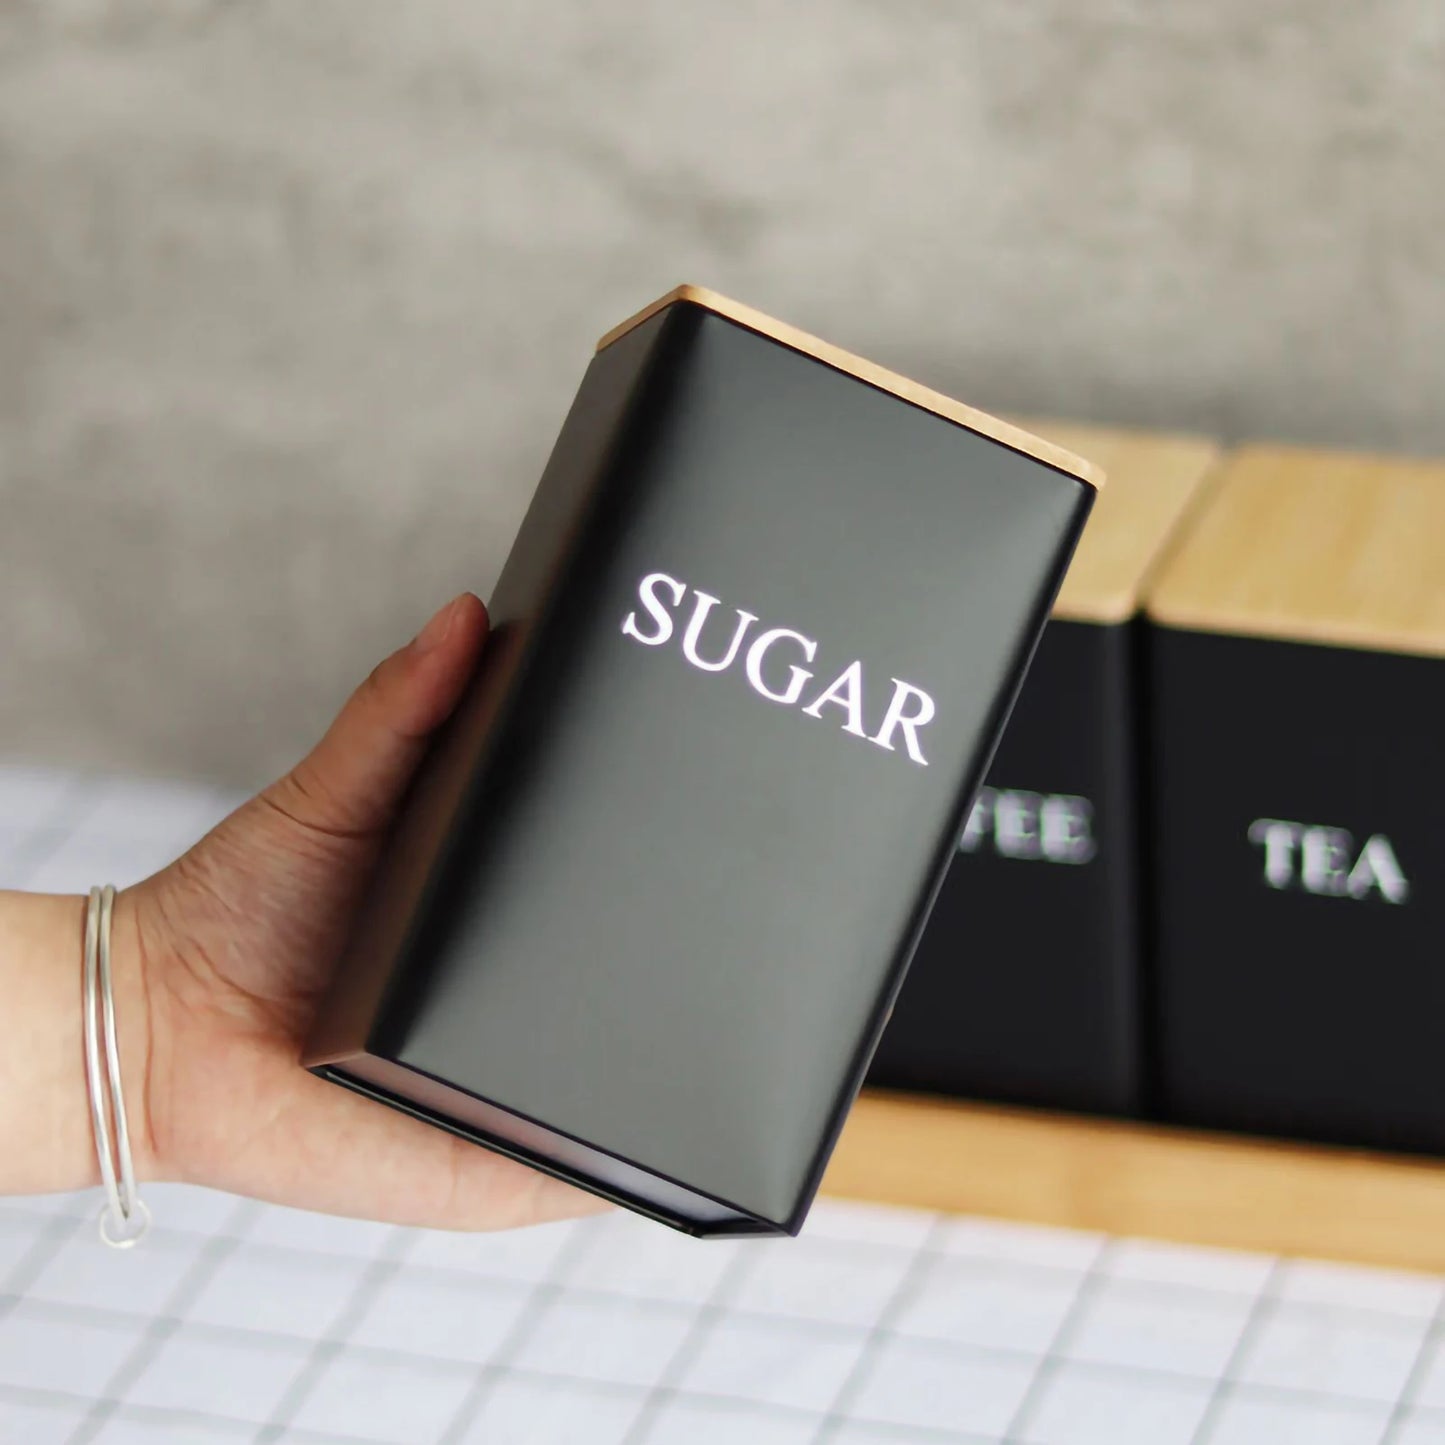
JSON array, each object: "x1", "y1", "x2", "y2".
[{"x1": 3, "y1": 1, "x2": 1442, "y2": 785}]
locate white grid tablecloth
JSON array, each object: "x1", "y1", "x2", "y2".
[{"x1": 4, "y1": 763, "x2": 1445, "y2": 1445}]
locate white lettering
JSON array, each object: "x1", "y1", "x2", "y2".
[
  {"x1": 619, "y1": 570, "x2": 937, "y2": 765},
  {"x1": 994, "y1": 790, "x2": 1041, "y2": 859},
  {"x1": 959, "y1": 788, "x2": 994, "y2": 853},
  {"x1": 1248, "y1": 818, "x2": 1300, "y2": 890},
  {"x1": 620, "y1": 571, "x2": 686, "y2": 646},
  {"x1": 680, "y1": 592, "x2": 758, "y2": 673},
  {"x1": 803, "y1": 660, "x2": 869, "y2": 740},
  {"x1": 1040, "y1": 794, "x2": 1096, "y2": 864},
  {"x1": 1300, "y1": 827, "x2": 1352, "y2": 897},
  {"x1": 871, "y1": 680, "x2": 935, "y2": 766},
  {"x1": 958, "y1": 788, "x2": 1096, "y2": 864},
  {"x1": 1248, "y1": 817, "x2": 1408, "y2": 903},
  {"x1": 745, "y1": 628, "x2": 818, "y2": 705},
  {"x1": 1347, "y1": 833, "x2": 1410, "y2": 904}
]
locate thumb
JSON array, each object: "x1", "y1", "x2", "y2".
[{"x1": 264, "y1": 593, "x2": 489, "y2": 840}]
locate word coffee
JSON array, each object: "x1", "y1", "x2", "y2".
[{"x1": 959, "y1": 787, "x2": 1096, "y2": 864}]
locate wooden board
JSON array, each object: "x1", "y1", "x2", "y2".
[
  {"x1": 1145, "y1": 444, "x2": 1445, "y2": 658},
  {"x1": 824, "y1": 1091, "x2": 1445, "y2": 1274}
]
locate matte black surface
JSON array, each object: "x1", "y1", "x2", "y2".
[
  {"x1": 1151, "y1": 628, "x2": 1445, "y2": 1154},
  {"x1": 870, "y1": 619, "x2": 1144, "y2": 1115},
  {"x1": 306, "y1": 298, "x2": 1094, "y2": 1233}
]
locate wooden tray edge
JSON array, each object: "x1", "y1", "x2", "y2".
[{"x1": 824, "y1": 1091, "x2": 1445, "y2": 1273}]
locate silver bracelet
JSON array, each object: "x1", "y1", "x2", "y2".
[{"x1": 83, "y1": 885, "x2": 151, "y2": 1248}]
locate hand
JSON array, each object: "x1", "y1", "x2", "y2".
[{"x1": 115, "y1": 594, "x2": 601, "y2": 1230}]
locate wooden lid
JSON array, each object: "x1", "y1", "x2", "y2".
[
  {"x1": 599, "y1": 286, "x2": 1104, "y2": 493},
  {"x1": 1015, "y1": 420, "x2": 1221, "y2": 623},
  {"x1": 1145, "y1": 446, "x2": 1445, "y2": 658}
]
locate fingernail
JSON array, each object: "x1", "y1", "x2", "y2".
[{"x1": 411, "y1": 596, "x2": 461, "y2": 655}]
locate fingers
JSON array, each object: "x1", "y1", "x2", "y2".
[
  {"x1": 265, "y1": 593, "x2": 488, "y2": 841},
  {"x1": 203, "y1": 1057, "x2": 609, "y2": 1233}
]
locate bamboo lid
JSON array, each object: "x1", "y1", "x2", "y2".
[
  {"x1": 1145, "y1": 446, "x2": 1445, "y2": 658},
  {"x1": 601, "y1": 286, "x2": 1104, "y2": 493},
  {"x1": 1017, "y1": 420, "x2": 1221, "y2": 624}
]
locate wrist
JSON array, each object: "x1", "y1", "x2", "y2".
[
  {"x1": 0, "y1": 888, "x2": 162, "y2": 1198},
  {"x1": 109, "y1": 886, "x2": 163, "y2": 1184},
  {"x1": 0, "y1": 893, "x2": 112, "y2": 1194}
]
